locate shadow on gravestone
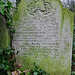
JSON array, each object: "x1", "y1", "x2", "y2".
[
  {"x1": 12, "y1": 0, "x2": 74, "y2": 75},
  {"x1": 0, "y1": 14, "x2": 10, "y2": 49}
]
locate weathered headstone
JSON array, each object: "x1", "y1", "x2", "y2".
[
  {"x1": 13, "y1": 0, "x2": 74, "y2": 75},
  {"x1": 0, "y1": 14, "x2": 10, "y2": 49}
]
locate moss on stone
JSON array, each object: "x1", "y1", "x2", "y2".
[
  {"x1": 13, "y1": 0, "x2": 73, "y2": 75},
  {"x1": 0, "y1": 15, "x2": 10, "y2": 49},
  {"x1": 60, "y1": 8, "x2": 74, "y2": 36},
  {"x1": 16, "y1": 55, "x2": 71, "y2": 75}
]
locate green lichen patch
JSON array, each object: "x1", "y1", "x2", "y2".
[
  {"x1": 0, "y1": 15, "x2": 10, "y2": 49},
  {"x1": 60, "y1": 8, "x2": 74, "y2": 36},
  {"x1": 16, "y1": 55, "x2": 71, "y2": 75}
]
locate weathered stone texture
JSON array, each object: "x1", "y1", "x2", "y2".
[
  {"x1": 13, "y1": 0, "x2": 74, "y2": 75},
  {"x1": 0, "y1": 14, "x2": 10, "y2": 49}
]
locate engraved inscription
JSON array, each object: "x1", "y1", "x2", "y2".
[{"x1": 13, "y1": 13, "x2": 59, "y2": 58}]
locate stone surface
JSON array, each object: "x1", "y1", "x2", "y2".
[
  {"x1": 13, "y1": 0, "x2": 74, "y2": 75},
  {"x1": 0, "y1": 14, "x2": 10, "y2": 49}
]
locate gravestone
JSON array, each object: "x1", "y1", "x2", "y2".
[
  {"x1": 13, "y1": 0, "x2": 74, "y2": 75},
  {"x1": 0, "y1": 14, "x2": 10, "y2": 49}
]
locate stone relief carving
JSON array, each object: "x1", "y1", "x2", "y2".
[{"x1": 27, "y1": 0, "x2": 53, "y2": 15}]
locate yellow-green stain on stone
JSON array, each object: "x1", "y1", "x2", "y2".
[{"x1": 0, "y1": 15, "x2": 10, "y2": 49}]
